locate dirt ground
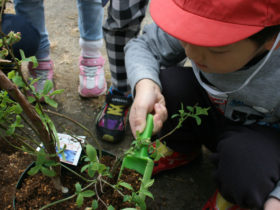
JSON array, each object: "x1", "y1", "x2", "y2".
[{"x1": 6, "y1": 0, "x2": 216, "y2": 209}]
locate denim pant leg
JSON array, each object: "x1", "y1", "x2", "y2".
[
  {"x1": 14, "y1": 0, "x2": 50, "y2": 59},
  {"x1": 76, "y1": 0, "x2": 104, "y2": 41}
]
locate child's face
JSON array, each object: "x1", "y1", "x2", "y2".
[{"x1": 180, "y1": 39, "x2": 268, "y2": 74}]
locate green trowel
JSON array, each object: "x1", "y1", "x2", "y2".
[{"x1": 119, "y1": 114, "x2": 154, "y2": 199}]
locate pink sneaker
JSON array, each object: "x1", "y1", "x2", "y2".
[
  {"x1": 78, "y1": 56, "x2": 107, "y2": 97},
  {"x1": 28, "y1": 60, "x2": 54, "y2": 97}
]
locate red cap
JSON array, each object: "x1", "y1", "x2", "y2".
[{"x1": 150, "y1": 0, "x2": 280, "y2": 46}]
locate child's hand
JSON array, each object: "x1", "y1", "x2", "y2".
[
  {"x1": 129, "y1": 79, "x2": 167, "y2": 138},
  {"x1": 264, "y1": 197, "x2": 280, "y2": 210}
]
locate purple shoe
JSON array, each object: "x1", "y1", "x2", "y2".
[{"x1": 96, "y1": 87, "x2": 132, "y2": 143}]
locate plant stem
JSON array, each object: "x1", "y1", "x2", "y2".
[
  {"x1": 60, "y1": 163, "x2": 95, "y2": 182},
  {"x1": 158, "y1": 115, "x2": 189, "y2": 141},
  {"x1": 0, "y1": 70, "x2": 62, "y2": 190},
  {"x1": 100, "y1": 177, "x2": 126, "y2": 197},
  {"x1": 95, "y1": 181, "x2": 108, "y2": 208},
  {"x1": 20, "y1": 112, "x2": 40, "y2": 137},
  {"x1": 44, "y1": 109, "x2": 103, "y2": 158},
  {"x1": 39, "y1": 181, "x2": 95, "y2": 210}
]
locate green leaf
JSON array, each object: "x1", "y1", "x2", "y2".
[
  {"x1": 27, "y1": 165, "x2": 41, "y2": 176},
  {"x1": 44, "y1": 96, "x2": 58, "y2": 108},
  {"x1": 135, "y1": 130, "x2": 140, "y2": 138},
  {"x1": 132, "y1": 194, "x2": 146, "y2": 210},
  {"x1": 144, "y1": 179, "x2": 154, "y2": 188},
  {"x1": 123, "y1": 195, "x2": 132, "y2": 202},
  {"x1": 86, "y1": 144, "x2": 97, "y2": 162},
  {"x1": 87, "y1": 163, "x2": 97, "y2": 177},
  {"x1": 76, "y1": 194, "x2": 84, "y2": 208},
  {"x1": 81, "y1": 164, "x2": 89, "y2": 173},
  {"x1": 140, "y1": 189, "x2": 154, "y2": 199},
  {"x1": 42, "y1": 80, "x2": 53, "y2": 95},
  {"x1": 81, "y1": 190, "x2": 95, "y2": 197},
  {"x1": 6, "y1": 126, "x2": 15, "y2": 136},
  {"x1": 171, "y1": 113, "x2": 179, "y2": 119},
  {"x1": 30, "y1": 77, "x2": 40, "y2": 86},
  {"x1": 186, "y1": 106, "x2": 194, "y2": 112},
  {"x1": 36, "y1": 150, "x2": 47, "y2": 165},
  {"x1": 119, "y1": 181, "x2": 134, "y2": 191},
  {"x1": 98, "y1": 163, "x2": 106, "y2": 174},
  {"x1": 14, "y1": 104, "x2": 23, "y2": 114},
  {"x1": 19, "y1": 49, "x2": 26, "y2": 60},
  {"x1": 29, "y1": 56, "x2": 38, "y2": 68},
  {"x1": 107, "y1": 205, "x2": 115, "y2": 210},
  {"x1": 12, "y1": 74, "x2": 25, "y2": 87},
  {"x1": 14, "y1": 115, "x2": 23, "y2": 127},
  {"x1": 34, "y1": 103, "x2": 43, "y2": 116},
  {"x1": 75, "y1": 182, "x2": 82, "y2": 193},
  {"x1": 27, "y1": 96, "x2": 36, "y2": 103},
  {"x1": 44, "y1": 160, "x2": 59, "y2": 167},
  {"x1": 92, "y1": 200, "x2": 98, "y2": 209},
  {"x1": 7, "y1": 70, "x2": 15, "y2": 79},
  {"x1": 194, "y1": 116, "x2": 201, "y2": 125},
  {"x1": 50, "y1": 89, "x2": 64, "y2": 96},
  {"x1": 40, "y1": 166, "x2": 56, "y2": 177},
  {"x1": 195, "y1": 106, "x2": 209, "y2": 116}
]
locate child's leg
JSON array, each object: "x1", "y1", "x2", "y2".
[
  {"x1": 214, "y1": 124, "x2": 280, "y2": 208},
  {"x1": 96, "y1": 0, "x2": 149, "y2": 143},
  {"x1": 14, "y1": 0, "x2": 53, "y2": 98},
  {"x1": 77, "y1": 0, "x2": 106, "y2": 97},
  {"x1": 103, "y1": 0, "x2": 149, "y2": 92},
  {"x1": 159, "y1": 66, "x2": 280, "y2": 209},
  {"x1": 2, "y1": 14, "x2": 40, "y2": 59},
  {"x1": 14, "y1": 0, "x2": 50, "y2": 59},
  {"x1": 150, "y1": 66, "x2": 225, "y2": 174},
  {"x1": 77, "y1": 0, "x2": 104, "y2": 42},
  {"x1": 158, "y1": 66, "x2": 225, "y2": 153}
]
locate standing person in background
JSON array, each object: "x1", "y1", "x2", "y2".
[
  {"x1": 13, "y1": 0, "x2": 106, "y2": 100},
  {"x1": 2, "y1": 14, "x2": 39, "y2": 61},
  {"x1": 96, "y1": 0, "x2": 149, "y2": 143}
]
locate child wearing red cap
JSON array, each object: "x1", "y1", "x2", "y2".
[{"x1": 125, "y1": 0, "x2": 280, "y2": 209}]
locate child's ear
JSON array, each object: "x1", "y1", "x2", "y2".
[{"x1": 264, "y1": 34, "x2": 280, "y2": 50}]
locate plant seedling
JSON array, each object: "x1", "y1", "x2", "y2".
[{"x1": 119, "y1": 114, "x2": 154, "y2": 200}]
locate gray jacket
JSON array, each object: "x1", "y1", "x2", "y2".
[
  {"x1": 125, "y1": 22, "x2": 280, "y2": 127},
  {"x1": 124, "y1": 22, "x2": 280, "y2": 199}
]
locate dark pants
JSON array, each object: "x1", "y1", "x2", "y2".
[
  {"x1": 158, "y1": 66, "x2": 280, "y2": 209},
  {"x1": 2, "y1": 14, "x2": 40, "y2": 60}
]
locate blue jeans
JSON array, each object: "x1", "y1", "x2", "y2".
[{"x1": 14, "y1": 0, "x2": 104, "y2": 59}]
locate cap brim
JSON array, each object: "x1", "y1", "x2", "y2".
[{"x1": 150, "y1": 0, "x2": 263, "y2": 46}]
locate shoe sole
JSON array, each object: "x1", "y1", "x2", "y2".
[{"x1": 78, "y1": 85, "x2": 107, "y2": 98}]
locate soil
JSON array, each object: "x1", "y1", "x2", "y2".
[
  {"x1": 0, "y1": 138, "x2": 35, "y2": 210},
  {"x1": 15, "y1": 155, "x2": 143, "y2": 210},
  {"x1": 1, "y1": 1, "x2": 217, "y2": 209}
]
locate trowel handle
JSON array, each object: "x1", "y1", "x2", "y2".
[{"x1": 139, "y1": 114, "x2": 154, "y2": 140}]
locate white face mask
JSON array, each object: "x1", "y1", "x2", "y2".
[{"x1": 191, "y1": 32, "x2": 280, "y2": 96}]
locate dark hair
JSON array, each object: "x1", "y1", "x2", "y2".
[{"x1": 248, "y1": 25, "x2": 280, "y2": 46}]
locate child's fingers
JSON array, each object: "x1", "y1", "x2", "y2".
[
  {"x1": 153, "y1": 103, "x2": 168, "y2": 134},
  {"x1": 129, "y1": 104, "x2": 148, "y2": 138}
]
